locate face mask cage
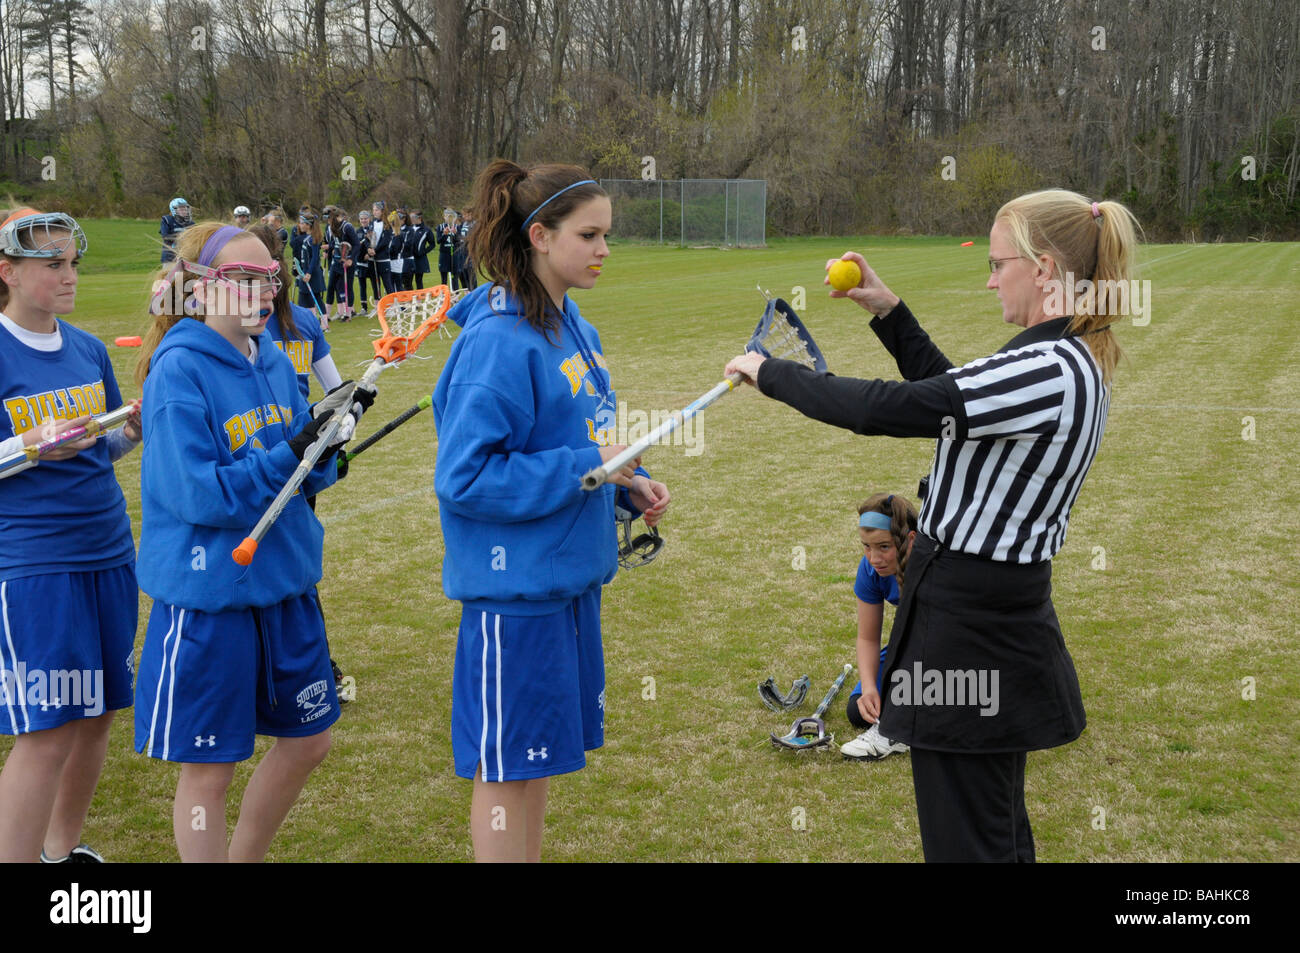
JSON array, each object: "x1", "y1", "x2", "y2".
[
  {"x1": 614, "y1": 504, "x2": 664, "y2": 569},
  {"x1": 0, "y1": 213, "x2": 88, "y2": 259}
]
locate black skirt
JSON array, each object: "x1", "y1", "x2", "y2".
[{"x1": 877, "y1": 533, "x2": 1086, "y2": 753}]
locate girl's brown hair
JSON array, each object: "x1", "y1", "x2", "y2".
[
  {"x1": 327, "y1": 206, "x2": 347, "y2": 241},
  {"x1": 467, "y1": 159, "x2": 605, "y2": 338},
  {"x1": 996, "y1": 189, "x2": 1142, "y2": 385},
  {"x1": 297, "y1": 206, "x2": 323, "y2": 244},
  {"x1": 246, "y1": 222, "x2": 299, "y2": 341},
  {"x1": 857, "y1": 492, "x2": 919, "y2": 590}
]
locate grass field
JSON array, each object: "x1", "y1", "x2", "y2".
[{"x1": 5, "y1": 223, "x2": 1299, "y2": 862}]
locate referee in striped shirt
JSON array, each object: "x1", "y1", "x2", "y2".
[{"x1": 727, "y1": 189, "x2": 1141, "y2": 862}]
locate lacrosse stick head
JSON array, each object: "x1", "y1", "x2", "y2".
[
  {"x1": 374, "y1": 285, "x2": 452, "y2": 364},
  {"x1": 614, "y1": 502, "x2": 664, "y2": 569},
  {"x1": 746, "y1": 298, "x2": 827, "y2": 372},
  {"x1": 771, "y1": 716, "x2": 832, "y2": 750}
]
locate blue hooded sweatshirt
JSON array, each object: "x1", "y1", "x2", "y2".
[
  {"x1": 433, "y1": 284, "x2": 620, "y2": 616},
  {"x1": 137, "y1": 318, "x2": 337, "y2": 611}
]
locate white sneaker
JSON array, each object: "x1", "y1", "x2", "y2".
[{"x1": 840, "y1": 723, "x2": 909, "y2": 761}]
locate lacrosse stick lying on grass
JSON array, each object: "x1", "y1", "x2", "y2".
[
  {"x1": 0, "y1": 404, "x2": 134, "y2": 479},
  {"x1": 758, "y1": 674, "x2": 811, "y2": 713},
  {"x1": 233, "y1": 285, "x2": 451, "y2": 564},
  {"x1": 770, "y1": 664, "x2": 853, "y2": 750},
  {"x1": 580, "y1": 295, "x2": 827, "y2": 490}
]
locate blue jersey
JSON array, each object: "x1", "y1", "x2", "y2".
[
  {"x1": 855, "y1": 557, "x2": 900, "y2": 606},
  {"x1": 433, "y1": 284, "x2": 617, "y2": 616},
  {"x1": 0, "y1": 320, "x2": 134, "y2": 579},
  {"x1": 136, "y1": 319, "x2": 338, "y2": 612},
  {"x1": 264, "y1": 303, "x2": 329, "y2": 401}
]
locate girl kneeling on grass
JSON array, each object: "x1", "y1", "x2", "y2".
[
  {"x1": 133, "y1": 222, "x2": 372, "y2": 861},
  {"x1": 839, "y1": 493, "x2": 916, "y2": 762},
  {"x1": 0, "y1": 209, "x2": 141, "y2": 863},
  {"x1": 433, "y1": 160, "x2": 669, "y2": 862}
]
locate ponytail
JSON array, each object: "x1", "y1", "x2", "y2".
[
  {"x1": 466, "y1": 159, "x2": 605, "y2": 339},
  {"x1": 996, "y1": 189, "x2": 1143, "y2": 385}
]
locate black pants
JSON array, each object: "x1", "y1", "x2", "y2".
[
  {"x1": 910, "y1": 748, "x2": 1035, "y2": 862},
  {"x1": 376, "y1": 266, "x2": 394, "y2": 296}
]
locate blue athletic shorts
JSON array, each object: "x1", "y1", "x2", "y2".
[
  {"x1": 452, "y1": 588, "x2": 605, "y2": 782},
  {"x1": 0, "y1": 564, "x2": 137, "y2": 735},
  {"x1": 134, "y1": 592, "x2": 338, "y2": 763}
]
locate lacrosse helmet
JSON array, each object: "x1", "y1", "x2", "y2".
[
  {"x1": 614, "y1": 501, "x2": 664, "y2": 569},
  {"x1": 233, "y1": 205, "x2": 251, "y2": 218},
  {"x1": 169, "y1": 197, "x2": 191, "y2": 218},
  {"x1": 0, "y1": 208, "x2": 88, "y2": 259}
]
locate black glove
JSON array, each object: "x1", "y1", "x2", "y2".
[
  {"x1": 335, "y1": 448, "x2": 350, "y2": 480},
  {"x1": 288, "y1": 412, "x2": 331, "y2": 460}
]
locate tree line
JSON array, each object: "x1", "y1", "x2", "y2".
[{"x1": 2, "y1": 0, "x2": 1296, "y2": 239}]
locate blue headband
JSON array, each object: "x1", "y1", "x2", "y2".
[
  {"x1": 520, "y1": 180, "x2": 597, "y2": 232},
  {"x1": 859, "y1": 512, "x2": 894, "y2": 532}
]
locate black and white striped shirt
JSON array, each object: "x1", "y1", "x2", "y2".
[{"x1": 756, "y1": 301, "x2": 1109, "y2": 563}]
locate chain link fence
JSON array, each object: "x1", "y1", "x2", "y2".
[{"x1": 599, "y1": 179, "x2": 767, "y2": 247}]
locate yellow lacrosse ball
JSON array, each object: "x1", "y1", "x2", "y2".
[{"x1": 827, "y1": 259, "x2": 862, "y2": 292}]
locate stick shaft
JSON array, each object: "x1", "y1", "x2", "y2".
[
  {"x1": 811, "y1": 664, "x2": 854, "y2": 719},
  {"x1": 344, "y1": 395, "x2": 431, "y2": 462},
  {"x1": 0, "y1": 405, "x2": 133, "y2": 476},
  {"x1": 240, "y1": 359, "x2": 386, "y2": 551},
  {"x1": 580, "y1": 373, "x2": 741, "y2": 490}
]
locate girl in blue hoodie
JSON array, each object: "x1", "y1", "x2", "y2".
[
  {"x1": 133, "y1": 222, "x2": 371, "y2": 862},
  {"x1": 433, "y1": 161, "x2": 669, "y2": 863},
  {"x1": 0, "y1": 209, "x2": 141, "y2": 864}
]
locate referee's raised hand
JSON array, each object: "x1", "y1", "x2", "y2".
[{"x1": 825, "y1": 252, "x2": 900, "y2": 317}]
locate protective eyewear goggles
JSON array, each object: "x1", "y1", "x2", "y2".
[{"x1": 186, "y1": 260, "x2": 283, "y2": 299}]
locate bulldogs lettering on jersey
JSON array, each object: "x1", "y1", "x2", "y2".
[
  {"x1": 558, "y1": 349, "x2": 614, "y2": 446},
  {"x1": 4, "y1": 380, "x2": 108, "y2": 434},
  {"x1": 222, "y1": 402, "x2": 291, "y2": 452},
  {"x1": 272, "y1": 339, "x2": 313, "y2": 375}
]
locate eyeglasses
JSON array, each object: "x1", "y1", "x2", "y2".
[{"x1": 988, "y1": 256, "x2": 1021, "y2": 274}]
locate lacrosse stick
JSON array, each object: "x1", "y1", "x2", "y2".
[
  {"x1": 341, "y1": 241, "x2": 353, "y2": 318},
  {"x1": 232, "y1": 285, "x2": 452, "y2": 564},
  {"x1": 339, "y1": 394, "x2": 432, "y2": 466},
  {"x1": 757, "y1": 674, "x2": 811, "y2": 713},
  {"x1": 0, "y1": 404, "x2": 134, "y2": 479},
  {"x1": 770, "y1": 664, "x2": 853, "y2": 750},
  {"x1": 292, "y1": 257, "x2": 326, "y2": 321},
  {"x1": 581, "y1": 296, "x2": 827, "y2": 490}
]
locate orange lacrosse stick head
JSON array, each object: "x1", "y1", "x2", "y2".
[{"x1": 373, "y1": 286, "x2": 452, "y2": 364}]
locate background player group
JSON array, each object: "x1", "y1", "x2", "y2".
[
  {"x1": 4, "y1": 165, "x2": 1136, "y2": 863},
  {"x1": 161, "y1": 198, "x2": 478, "y2": 330}
]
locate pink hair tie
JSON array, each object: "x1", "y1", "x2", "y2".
[{"x1": 1091, "y1": 201, "x2": 1102, "y2": 220}]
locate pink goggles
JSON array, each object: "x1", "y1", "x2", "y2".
[{"x1": 186, "y1": 260, "x2": 283, "y2": 299}]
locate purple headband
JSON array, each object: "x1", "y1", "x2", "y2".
[{"x1": 197, "y1": 225, "x2": 245, "y2": 268}]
